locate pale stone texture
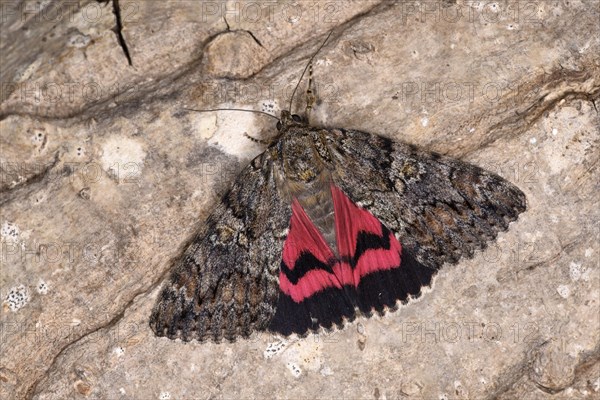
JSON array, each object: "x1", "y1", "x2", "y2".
[{"x1": 1, "y1": 1, "x2": 599, "y2": 399}]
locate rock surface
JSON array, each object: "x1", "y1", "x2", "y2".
[{"x1": 1, "y1": 1, "x2": 599, "y2": 399}]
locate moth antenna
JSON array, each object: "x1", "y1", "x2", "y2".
[
  {"x1": 305, "y1": 62, "x2": 316, "y2": 119},
  {"x1": 288, "y1": 30, "x2": 334, "y2": 114},
  {"x1": 244, "y1": 132, "x2": 270, "y2": 145},
  {"x1": 184, "y1": 107, "x2": 277, "y2": 144},
  {"x1": 183, "y1": 108, "x2": 279, "y2": 121}
]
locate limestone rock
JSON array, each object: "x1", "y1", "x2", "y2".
[{"x1": 1, "y1": 1, "x2": 599, "y2": 399}]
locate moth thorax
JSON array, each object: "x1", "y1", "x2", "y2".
[{"x1": 281, "y1": 132, "x2": 327, "y2": 184}]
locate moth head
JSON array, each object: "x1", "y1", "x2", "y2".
[{"x1": 277, "y1": 110, "x2": 307, "y2": 132}]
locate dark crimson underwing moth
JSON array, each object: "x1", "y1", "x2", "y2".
[{"x1": 149, "y1": 41, "x2": 527, "y2": 343}]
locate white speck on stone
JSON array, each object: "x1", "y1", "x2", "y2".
[
  {"x1": 15, "y1": 58, "x2": 42, "y2": 83},
  {"x1": 568, "y1": 343, "x2": 585, "y2": 358},
  {"x1": 314, "y1": 58, "x2": 332, "y2": 67},
  {"x1": 100, "y1": 137, "x2": 146, "y2": 182},
  {"x1": 264, "y1": 339, "x2": 288, "y2": 359},
  {"x1": 469, "y1": 127, "x2": 475, "y2": 133},
  {"x1": 71, "y1": 319, "x2": 81, "y2": 326},
  {"x1": 401, "y1": 381, "x2": 423, "y2": 396},
  {"x1": 592, "y1": 376, "x2": 600, "y2": 392},
  {"x1": 285, "y1": 336, "x2": 324, "y2": 371},
  {"x1": 4, "y1": 285, "x2": 29, "y2": 312},
  {"x1": 260, "y1": 100, "x2": 278, "y2": 115},
  {"x1": 454, "y1": 380, "x2": 467, "y2": 397},
  {"x1": 421, "y1": 117, "x2": 429, "y2": 127},
  {"x1": 286, "y1": 362, "x2": 302, "y2": 377},
  {"x1": 581, "y1": 268, "x2": 592, "y2": 282},
  {"x1": 159, "y1": 391, "x2": 171, "y2": 400},
  {"x1": 30, "y1": 128, "x2": 46, "y2": 144},
  {"x1": 320, "y1": 365, "x2": 334, "y2": 376},
  {"x1": 556, "y1": 285, "x2": 570, "y2": 299},
  {"x1": 119, "y1": 388, "x2": 126, "y2": 395},
  {"x1": 357, "y1": 322, "x2": 366, "y2": 335},
  {"x1": 439, "y1": 393, "x2": 449, "y2": 400},
  {"x1": 113, "y1": 346, "x2": 125, "y2": 357},
  {"x1": 552, "y1": 128, "x2": 558, "y2": 135},
  {"x1": 568, "y1": 262, "x2": 584, "y2": 281},
  {"x1": 530, "y1": 137, "x2": 537, "y2": 144},
  {"x1": 577, "y1": 39, "x2": 592, "y2": 54},
  {"x1": 585, "y1": 248, "x2": 593, "y2": 257},
  {"x1": 1, "y1": 221, "x2": 20, "y2": 243},
  {"x1": 37, "y1": 279, "x2": 49, "y2": 294},
  {"x1": 67, "y1": 32, "x2": 91, "y2": 48}
]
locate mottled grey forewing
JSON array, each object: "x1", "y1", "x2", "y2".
[
  {"x1": 327, "y1": 128, "x2": 527, "y2": 271},
  {"x1": 149, "y1": 150, "x2": 291, "y2": 342}
]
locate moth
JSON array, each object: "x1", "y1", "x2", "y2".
[{"x1": 150, "y1": 36, "x2": 527, "y2": 343}]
